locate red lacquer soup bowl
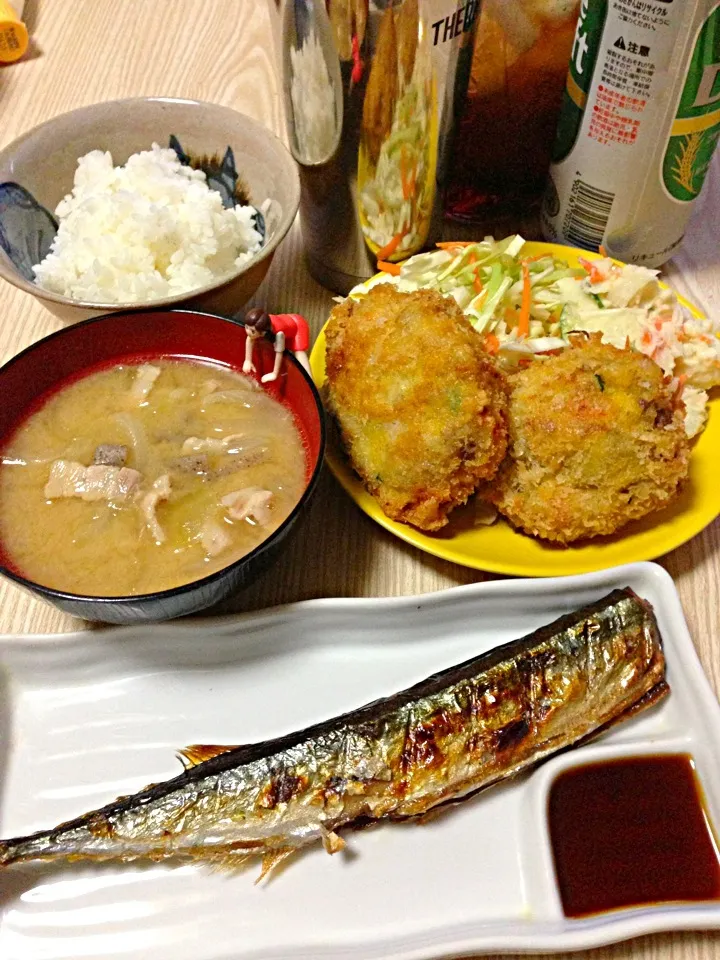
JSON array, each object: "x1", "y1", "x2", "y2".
[{"x1": 0, "y1": 309, "x2": 325, "y2": 624}]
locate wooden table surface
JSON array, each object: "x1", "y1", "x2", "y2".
[{"x1": 0, "y1": 2, "x2": 719, "y2": 958}]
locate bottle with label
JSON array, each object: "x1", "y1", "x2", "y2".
[
  {"x1": 0, "y1": 0, "x2": 28, "y2": 63},
  {"x1": 280, "y1": 0, "x2": 479, "y2": 294},
  {"x1": 541, "y1": 0, "x2": 720, "y2": 266}
]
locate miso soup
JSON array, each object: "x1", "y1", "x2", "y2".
[{"x1": 0, "y1": 359, "x2": 307, "y2": 596}]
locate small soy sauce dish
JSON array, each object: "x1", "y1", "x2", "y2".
[{"x1": 522, "y1": 740, "x2": 720, "y2": 929}]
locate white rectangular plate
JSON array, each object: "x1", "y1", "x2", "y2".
[{"x1": 1, "y1": 562, "x2": 720, "y2": 960}]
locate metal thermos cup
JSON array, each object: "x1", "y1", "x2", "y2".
[{"x1": 279, "y1": 0, "x2": 480, "y2": 294}]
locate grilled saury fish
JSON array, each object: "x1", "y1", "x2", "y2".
[{"x1": 0, "y1": 589, "x2": 668, "y2": 877}]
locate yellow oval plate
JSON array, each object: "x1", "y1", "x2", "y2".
[{"x1": 310, "y1": 241, "x2": 720, "y2": 576}]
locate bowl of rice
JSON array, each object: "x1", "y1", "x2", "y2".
[{"x1": 0, "y1": 97, "x2": 300, "y2": 323}]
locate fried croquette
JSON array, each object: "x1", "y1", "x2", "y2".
[
  {"x1": 483, "y1": 335, "x2": 691, "y2": 544},
  {"x1": 324, "y1": 285, "x2": 509, "y2": 531}
]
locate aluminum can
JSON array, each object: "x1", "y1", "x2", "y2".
[
  {"x1": 280, "y1": 0, "x2": 480, "y2": 293},
  {"x1": 541, "y1": 0, "x2": 720, "y2": 266}
]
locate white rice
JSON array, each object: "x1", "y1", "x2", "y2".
[{"x1": 32, "y1": 144, "x2": 264, "y2": 303}]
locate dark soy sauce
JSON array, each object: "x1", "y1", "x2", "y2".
[{"x1": 548, "y1": 754, "x2": 720, "y2": 918}]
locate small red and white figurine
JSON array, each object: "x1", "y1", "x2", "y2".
[{"x1": 242, "y1": 308, "x2": 311, "y2": 383}]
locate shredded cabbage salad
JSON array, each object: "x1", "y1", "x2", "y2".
[
  {"x1": 359, "y1": 43, "x2": 434, "y2": 259},
  {"x1": 347, "y1": 236, "x2": 720, "y2": 438}
]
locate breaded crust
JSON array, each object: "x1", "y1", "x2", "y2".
[
  {"x1": 325, "y1": 285, "x2": 509, "y2": 531},
  {"x1": 483, "y1": 335, "x2": 691, "y2": 544}
]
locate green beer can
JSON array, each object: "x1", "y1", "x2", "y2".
[{"x1": 542, "y1": 0, "x2": 720, "y2": 266}]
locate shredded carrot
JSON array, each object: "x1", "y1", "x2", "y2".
[
  {"x1": 671, "y1": 373, "x2": 688, "y2": 404},
  {"x1": 522, "y1": 254, "x2": 546, "y2": 262},
  {"x1": 377, "y1": 260, "x2": 401, "y2": 275},
  {"x1": 599, "y1": 245, "x2": 607, "y2": 257},
  {"x1": 407, "y1": 168, "x2": 417, "y2": 201},
  {"x1": 504, "y1": 306, "x2": 518, "y2": 322},
  {"x1": 465, "y1": 249, "x2": 483, "y2": 292},
  {"x1": 376, "y1": 230, "x2": 405, "y2": 261},
  {"x1": 578, "y1": 256, "x2": 607, "y2": 284},
  {"x1": 436, "y1": 241, "x2": 474, "y2": 250},
  {"x1": 483, "y1": 332, "x2": 500, "y2": 354},
  {"x1": 518, "y1": 261, "x2": 531, "y2": 337}
]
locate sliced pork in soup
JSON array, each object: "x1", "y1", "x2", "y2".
[{"x1": 0, "y1": 360, "x2": 307, "y2": 596}]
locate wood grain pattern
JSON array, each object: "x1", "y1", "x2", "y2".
[{"x1": 0, "y1": 3, "x2": 719, "y2": 958}]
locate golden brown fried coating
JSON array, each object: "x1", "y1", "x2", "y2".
[
  {"x1": 324, "y1": 285, "x2": 509, "y2": 531},
  {"x1": 395, "y1": 0, "x2": 419, "y2": 86},
  {"x1": 483, "y1": 335, "x2": 691, "y2": 544},
  {"x1": 361, "y1": 6, "x2": 397, "y2": 166}
]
